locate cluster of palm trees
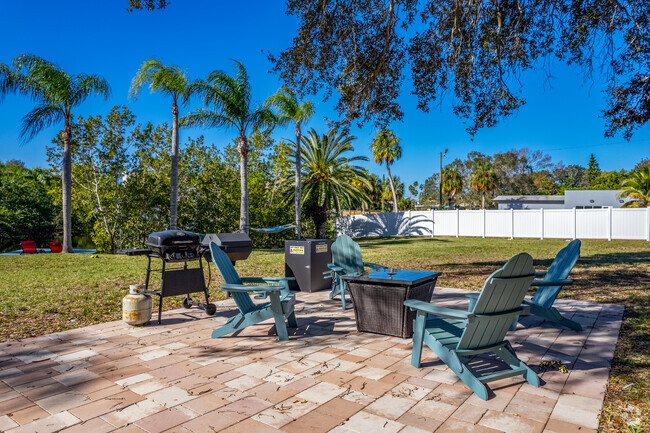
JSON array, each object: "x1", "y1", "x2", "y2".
[
  {"x1": 0, "y1": 54, "x2": 376, "y2": 249},
  {"x1": 440, "y1": 161, "x2": 498, "y2": 210}
]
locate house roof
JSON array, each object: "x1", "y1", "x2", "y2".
[{"x1": 493, "y1": 195, "x2": 565, "y2": 202}]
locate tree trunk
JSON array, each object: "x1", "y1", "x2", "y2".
[
  {"x1": 238, "y1": 134, "x2": 250, "y2": 234},
  {"x1": 482, "y1": 191, "x2": 486, "y2": 209},
  {"x1": 386, "y1": 163, "x2": 399, "y2": 212},
  {"x1": 169, "y1": 99, "x2": 180, "y2": 230},
  {"x1": 294, "y1": 122, "x2": 302, "y2": 239},
  {"x1": 313, "y1": 205, "x2": 327, "y2": 238},
  {"x1": 61, "y1": 118, "x2": 73, "y2": 253},
  {"x1": 449, "y1": 194, "x2": 455, "y2": 210}
]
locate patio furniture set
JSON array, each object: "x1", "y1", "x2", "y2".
[
  {"x1": 19, "y1": 240, "x2": 62, "y2": 254},
  {"x1": 204, "y1": 234, "x2": 582, "y2": 401}
]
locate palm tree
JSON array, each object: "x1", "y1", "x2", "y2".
[
  {"x1": 129, "y1": 58, "x2": 197, "y2": 230},
  {"x1": 180, "y1": 60, "x2": 275, "y2": 233},
  {"x1": 266, "y1": 87, "x2": 314, "y2": 239},
  {"x1": 619, "y1": 167, "x2": 650, "y2": 207},
  {"x1": 299, "y1": 128, "x2": 370, "y2": 237},
  {"x1": 370, "y1": 129, "x2": 402, "y2": 212},
  {"x1": 469, "y1": 160, "x2": 498, "y2": 209},
  {"x1": 442, "y1": 166, "x2": 463, "y2": 210},
  {"x1": 0, "y1": 54, "x2": 110, "y2": 252}
]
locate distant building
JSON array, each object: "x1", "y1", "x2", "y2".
[{"x1": 494, "y1": 190, "x2": 627, "y2": 210}]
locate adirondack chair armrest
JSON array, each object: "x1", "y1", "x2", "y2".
[
  {"x1": 240, "y1": 277, "x2": 293, "y2": 285},
  {"x1": 531, "y1": 279, "x2": 573, "y2": 287},
  {"x1": 404, "y1": 299, "x2": 473, "y2": 320},
  {"x1": 221, "y1": 283, "x2": 285, "y2": 293},
  {"x1": 327, "y1": 264, "x2": 344, "y2": 272},
  {"x1": 364, "y1": 262, "x2": 386, "y2": 270}
]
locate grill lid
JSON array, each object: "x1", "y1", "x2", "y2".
[{"x1": 146, "y1": 230, "x2": 201, "y2": 248}]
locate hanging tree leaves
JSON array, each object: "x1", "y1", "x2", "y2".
[{"x1": 268, "y1": 0, "x2": 649, "y2": 138}]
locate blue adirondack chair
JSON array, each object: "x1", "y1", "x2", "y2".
[
  {"x1": 524, "y1": 239, "x2": 582, "y2": 330},
  {"x1": 405, "y1": 253, "x2": 539, "y2": 400},
  {"x1": 209, "y1": 242, "x2": 297, "y2": 341},
  {"x1": 468, "y1": 240, "x2": 582, "y2": 331},
  {"x1": 325, "y1": 234, "x2": 386, "y2": 310}
]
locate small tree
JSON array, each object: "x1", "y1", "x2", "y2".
[
  {"x1": 619, "y1": 167, "x2": 650, "y2": 208},
  {"x1": 300, "y1": 129, "x2": 370, "y2": 237},
  {"x1": 441, "y1": 166, "x2": 463, "y2": 210},
  {"x1": 181, "y1": 60, "x2": 276, "y2": 233},
  {"x1": 266, "y1": 88, "x2": 314, "y2": 239},
  {"x1": 0, "y1": 55, "x2": 110, "y2": 252},
  {"x1": 370, "y1": 129, "x2": 402, "y2": 212},
  {"x1": 130, "y1": 58, "x2": 198, "y2": 229},
  {"x1": 469, "y1": 160, "x2": 498, "y2": 209}
]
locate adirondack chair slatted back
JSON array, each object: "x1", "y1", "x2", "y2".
[
  {"x1": 331, "y1": 235, "x2": 365, "y2": 276},
  {"x1": 210, "y1": 242, "x2": 256, "y2": 314},
  {"x1": 531, "y1": 240, "x2": 581, "y2": 309},
  {"x1": 459, "y1": 253, "x2": 535, "y2": 350}
]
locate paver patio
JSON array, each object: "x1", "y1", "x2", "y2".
[{"x1": 0, "y1": 287, "x2": 623, "y2": 433}]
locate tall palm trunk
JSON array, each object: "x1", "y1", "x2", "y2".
[
  {"x1": 386, "y1": 163, "x2": 399, "y2": 212},
  {"x1": 482, "y1": 191, "x2": 486, "y2": 209},
  {"x1": 449, "y1": 194, "x2": 455, "y2": 210},
  {"x1": 238, "y1": 134, "x2": 249, "y2": 234},
  {"x1": 61, "y1": 118, "x2": 73, "y2": 253},
  {"x1": 294, "y1": 122, "x2": 302, "y2": 239},
  {"x1": 170, "y1": 99, "x2": 180, "y2": 229}
]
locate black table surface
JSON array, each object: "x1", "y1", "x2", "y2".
[{"x1": 341, "y1": 269, "x2": 441, "y2": 286}]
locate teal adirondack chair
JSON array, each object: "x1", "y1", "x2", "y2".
[
  {"x1": 525, "y1": 240, "x2": 582, "y2": 330},
  {"x1": 468, "y1": 240, "x2": 582, "y2": 331},
  {"x1": 404, "y1": 253, "x2": 539, "y2": 400},
  {"x1": 326, "y1": 234, "x2": 386, "y2": 310},
  {"x1": 209, "y1": 242, "x2": 297, "y2": 341}
]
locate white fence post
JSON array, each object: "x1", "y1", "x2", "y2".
[
  {"x1": 540, "y1": 208, "x2": 544, "y2": 240},
  {"x1": 573, "y1": 208, "x2": 577, "y2": 240},
  {"x1": 431, "y1": 209, "x2": 435, "y2": 238},
  {"x1": 510, "y1": 208, "x2": 515, "y2": 239},
  {"x1": 646, "y1": 207, "x2": 650, "y2": 242},
  {"x1": 456, "y1": 209, "x2": 460, "y2": 238},
  {"x1": 482, "y1": 209, "x2": 486, "y2": 238},
  {"x1": 407, "y1": 210, "x2": 412, "y2": 236},
  {"x1": 608, "y1": 207, "x2": 612, "y2": 241}
]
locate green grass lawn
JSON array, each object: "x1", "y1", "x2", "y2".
[{"x1": 0, "y1": 237, "x2": 647, "y2": 432}]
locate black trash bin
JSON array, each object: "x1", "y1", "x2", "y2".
[{"x1": 285, "y1": 239, "x2": 332, "y2": 292}]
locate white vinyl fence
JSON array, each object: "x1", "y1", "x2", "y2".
[{"x1": 335, "y1": 208, "x2": 650, "y2": 241}]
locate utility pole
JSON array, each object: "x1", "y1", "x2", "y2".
[{"x1": 439, "y1": 149, "x2": 448, "y2": 209}]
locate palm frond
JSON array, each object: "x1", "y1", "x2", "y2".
[
  {"x1": 180, "y1": 108, "x2": 233, "y2": 129},
  {"x1": 20, "y1": 103, "x2": 65, "y2": 142}
]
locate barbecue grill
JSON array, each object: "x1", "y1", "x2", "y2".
[
  {"x1": 119, "y1": 230, "x2": 215, "y2": 324},
  {"x1": 117, "y1": 230, "x2": 254, "y2": 324}
]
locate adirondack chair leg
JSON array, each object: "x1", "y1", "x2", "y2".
[
  {"x1": 212, "y1": 314, "x2": 247, "y2": 338},
  {"x1": 531, "y1": 304, "x2": 583, "y2": 331},
  {"x1": 426, "y1": 335, "x2": 489, "y2": 400},
  {"x1": 340, "y1": 280, "x2": 347, "y2": 310},
  {"x1": 410, "y1": 312, "x2": 427, "y2": 368},
  {"x1": 455, "y1": 360, "x2": 489, "y2": 401},
  {"x1": 269, "y1": 292, "x2": 290, "y2": 341},
  {"x1": 509, "y1": 315, "x2": 520, "y2": 331},
  {"x1": 497, "y1": 342, "x2": 540, "y2": 387},
  {"x1": 286, "y1": 311, "x2": 298, "y2": 328}
]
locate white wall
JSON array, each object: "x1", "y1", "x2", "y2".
[{"x1": 335, "y1": 208, "x2": 650, "y2": 241}]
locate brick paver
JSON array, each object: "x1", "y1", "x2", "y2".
[{"x1": 0, "y1": 288, "x2": 623, "y2": 432}]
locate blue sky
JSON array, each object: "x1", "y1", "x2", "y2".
[{"x1": 1, "y1": 0, "x2": 648, "y2": 190}]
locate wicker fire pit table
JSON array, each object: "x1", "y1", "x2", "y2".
[{"x1": 342, "y1": 269, "x2": 441, "y2": 338}]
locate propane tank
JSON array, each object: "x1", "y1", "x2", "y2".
[{"x1": 122, "y1": 285, "x2": 152, "y2": 326}]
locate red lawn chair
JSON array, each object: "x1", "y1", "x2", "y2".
[
  {"x1": 48, "y1": 242, "x2": 63, "y2": 253},
  {"x1": 20, "y1": 241, "x2": 39, "y2": 254}
]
